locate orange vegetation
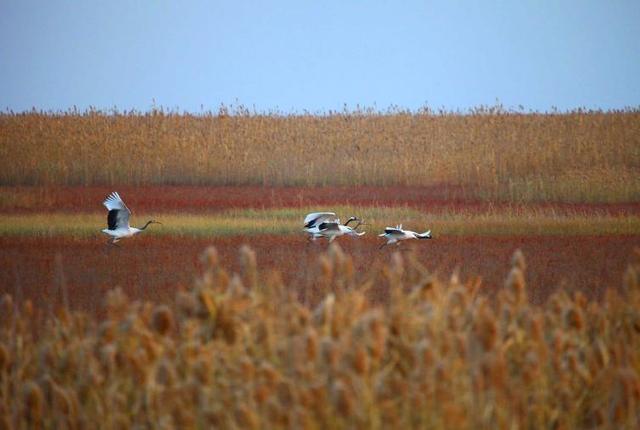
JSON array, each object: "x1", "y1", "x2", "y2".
[
  {"x1": 2, "y1": 108, "x2": 639, "y2": 202},
  {"x1": 1, "y1": 245, "x2": 640, "y2": 428}
]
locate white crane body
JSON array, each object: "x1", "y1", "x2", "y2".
[
  {"x1": 101, "y1": 192, "x2": 160, "y2": 245},
  {"x1": 304, "y1": 212, "x2": 338, "y2": 239},
  {"x1": 378, "y1": 224, "x2": 431, "y2": 248},
  {"x1": 317, "y1": 221, "x2": 366, "y2": 242},
  {"x1": 303, "y1": 212, "x2": 365, "y2": 242}
]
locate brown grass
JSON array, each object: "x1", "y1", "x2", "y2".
[
  {"x1": 1, "y1": 245, "x2": 640, "y2": 428},
  {"x1": 1, "y1": 107, "x2": 639, "y2": 202}
]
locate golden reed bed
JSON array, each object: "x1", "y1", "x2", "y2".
[
  {"x1": 1, "y1": 245, "x2": 639, "y2": 429},
  {"x1": 1, "y1": 108, "x2": 639, "y2": 202}
]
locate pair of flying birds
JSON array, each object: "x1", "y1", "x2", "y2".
[
  {"x1": 303, "y1": 211, "x2": 432, "y2": 249},
  {"x1": 101, "y1": 192, "x2": 432, "y2": 248}
]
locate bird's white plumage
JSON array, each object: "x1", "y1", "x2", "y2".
[
  {"x1": 103, "y1": 192, "x2": 131, "y2": 230},
  {"x1": 304, "y1": 212, "x2": 337, "y2": 238},
  {"x1": 304, "y1": 212, "x2": 337, "y2": 226},
  {"x1": 303, "y1": 212, "x2": 365, "y2": 242},
  {"x1": 378, "y1": 225, "x2": 431, "y2": 248},
  {"x1": 101, "y1": 192, "x2": 159, "y2": 244},
  {"x1": 103, "y1": 192, "x2": 130, "y2": 212},
  {"x1": 319, "y1": 221, "x2": 366, "y2": 242}
]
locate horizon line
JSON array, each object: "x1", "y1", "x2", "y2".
[{"x1": 3, "y1": 102, "x2": 640, "y2": 117}]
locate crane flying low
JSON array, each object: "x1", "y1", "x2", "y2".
[
  {"x1": 378, "y1": 224, "x2": 432, "y2": 249},
  {"x1": 101, "y1": 192, "x2": 161, "y2": 245},
  {"x1": 303, "y1": 212, "x2": 366, "y2": 242}
]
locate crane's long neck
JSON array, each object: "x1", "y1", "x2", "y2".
[
  {"x1": 139, "y1": 220, "x2": 153, "y2": 230},
  {"x1": 344, "y1": 218, "x2": 363, "y2": 229}
]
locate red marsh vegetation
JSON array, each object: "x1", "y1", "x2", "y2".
[
  {"x1": 2, "y1": 185, "x2": 640, "y2": 215},
  {"x1": 1, "y1": 235, "x2": 637, "y2": 311}
]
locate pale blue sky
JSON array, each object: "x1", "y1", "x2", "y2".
[{"x1": 1, "y1": 1, "x2": 639, "y2": 113}]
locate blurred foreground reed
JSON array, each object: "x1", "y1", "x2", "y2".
[{"x1": 1, "y1": 245, "x2": 640, "y2": 429}]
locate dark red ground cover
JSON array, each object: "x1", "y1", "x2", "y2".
[
  {"x1": 1, "y1": 235, "x2": 637, "y2": 311},
  {"x1": 3, "y1": 185, "x2": 640, "y2": 214}
]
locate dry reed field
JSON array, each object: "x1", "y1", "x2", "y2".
[
  {"x1": 1, "y1": 108, "x2": 639, "y2": 429},
  {"x1": 1, "y1": 245, "x2": 640, "y2": 429},
  {"x1": 1, "y1": 108, "x2": 639, "y2": 202}
]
